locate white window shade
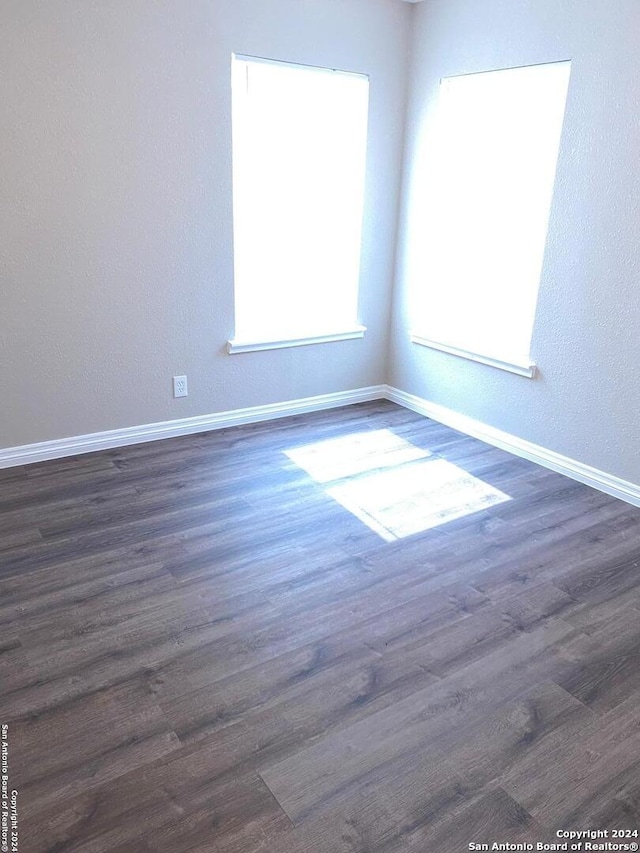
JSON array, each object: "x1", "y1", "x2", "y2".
[
  {"x1": 230, "y1": 56, "x2": 369, "y2": 349},
  {"x1": 409, "y1": 61, "x2": 572, "y2": 372}
]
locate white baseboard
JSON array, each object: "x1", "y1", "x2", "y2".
[
  {"x1": 385, "y1": 385, "x2": 640, "y2": 508},
  {"x1": 0, "y1": 385, "x2": 386, "y2": 469},
  {"x1": 3, "y1": 382, "x2": 639, "y2": 510}
]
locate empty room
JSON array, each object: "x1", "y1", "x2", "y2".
[{"x1": 2, "y1": 0, "x2": 640, "y2": 851}]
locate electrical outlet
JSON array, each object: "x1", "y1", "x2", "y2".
[{"x1": 173, "y1": 375, "x2": 188, "y2": 398}]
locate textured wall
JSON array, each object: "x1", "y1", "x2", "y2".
[
  {"x1": 390, "y1": 0, "x2": 640, "y2": 483},
  {"x1": 0, "y1": 0, "x2": 410, "y2": 448}
]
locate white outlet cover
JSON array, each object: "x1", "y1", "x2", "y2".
[{"x1": 173, "y1": 375, "x2": 188, "y2": 398}]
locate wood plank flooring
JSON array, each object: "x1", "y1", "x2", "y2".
[{"x1": 1, "y1": 400, "x2": 640, "y2": 851}]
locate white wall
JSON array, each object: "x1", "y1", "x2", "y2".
[
  {"x1": 391, "y1": 0, "x2": 640, "y2": 485},
  {"x1": 5, "y1": 0, "x2": 640, "y2": 491},
  {"x1": 0, "y1": 0, "x2": 410, "y2": 449}
]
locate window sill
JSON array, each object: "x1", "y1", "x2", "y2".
[
  {"x1": 410, "y1": 333, "x2": 537, "y2": 379},
  {"x1": 227, "y1": 326, "x2": 367, "y2": 354}
]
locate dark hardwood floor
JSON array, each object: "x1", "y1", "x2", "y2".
[{"x1": 1, "y1": 401, "x2": 639, "y2": 851}]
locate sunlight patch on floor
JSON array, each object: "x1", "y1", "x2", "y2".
[
  {"x1": 285, "y1": 429, "x2": 431, "y2": 483},
  {"x1": 286, "y1": 430, "x2": 510, "y2": 541}
]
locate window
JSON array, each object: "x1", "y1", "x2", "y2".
[
  {"x1": 409, "y1": 61, "x2": 572, "y2": 376},
  {"x1": 228, "y1": 55, "x2": 370, "y2": 353}
]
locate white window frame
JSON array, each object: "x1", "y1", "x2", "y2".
[
  {"x1": 227, "y1": 54, "x2": 370, "y2": 354},
  {"x1": 408, "y1": 61, "x2": 572, "y2": 378}
]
